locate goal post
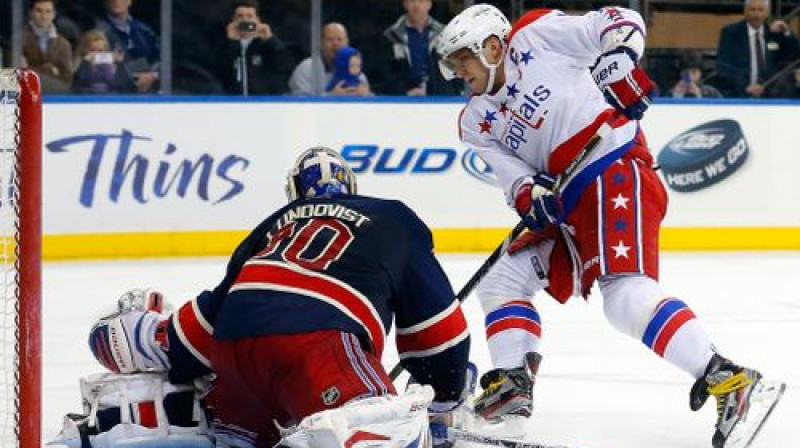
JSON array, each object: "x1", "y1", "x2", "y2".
[{"x1": 1, "y1": 69, "x2": 42, "y2": 448}]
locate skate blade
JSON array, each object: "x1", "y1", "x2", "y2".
[
  {"x1": 723, "y1": 379, "x2": 786, "y2": 448},
  {"x1": 472, "y1": 415, "x2": 529, "y2": 440}
]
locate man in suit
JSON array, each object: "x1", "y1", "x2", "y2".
[{"x1": 716, "y1": 0, "x2": 800, "y2": 97}]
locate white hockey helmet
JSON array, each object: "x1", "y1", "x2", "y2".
[{"x1": 436, "y1": 4, "x2": 511, "y2": 85}]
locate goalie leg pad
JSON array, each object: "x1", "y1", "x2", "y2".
[
  {"x1": 49, "y1": 372, "x2": 212, "y2": 448},
  {"x1": 277, "y1": 384, "x2": 434, "y2": 448}
]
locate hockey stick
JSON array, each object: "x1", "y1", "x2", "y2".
[
  {"x1": 447, "y1": 427, "x2": 574, "y2": 448},
  {"x1": 388, "y1": 110, "x2": 622, "y2": 381}
]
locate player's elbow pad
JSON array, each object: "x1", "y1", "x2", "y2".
[{"x1": 601, "y1": 23, "x2": 645, "y2": 61}]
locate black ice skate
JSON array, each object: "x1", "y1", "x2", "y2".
[
  {"x1": 474, "y1": 352, "x2": 542, "y2": 422},
  {"x1": 690, "y1": 354, "x2": 786, "y2": 448}
]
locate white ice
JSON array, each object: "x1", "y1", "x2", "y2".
[{"x1": 43, "y1": 252, "x2": 800, "y2": 448}]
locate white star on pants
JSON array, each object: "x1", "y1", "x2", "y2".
[
  {"x1": 611, "y1": 193, "x2": 630, "y2": 210},
  {"x1": 612, "y1": 240, "x2": 630, "y2": 258}
]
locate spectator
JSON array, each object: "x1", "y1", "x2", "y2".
[
  {"x1": 325, "y1": 46, "x2": 370, "y2": 95},
  {"x1": 288, "y1": 22, "x2": 370, "y2": 96},
  {"x1": 716, "y1": 0, "x2": 800, "y2": 98},
  {"x1": 21, "y1": 0, "x2": 73, "y2": 93},
  {"x1": 374, "y1": 0, "x2": 463, "y2": 96},
  {"x1": 95, "y1": 0, "x2": 159, "y2": 93},
  {"x1": 221, "y1": 0, "x2": 293, "y2": 95},
  {"x1": 72, "y1": 29, "x2": 135, "y2": 94},
  {"x1": 670, "y1": 51, "x2": 723, "y2": 98}
]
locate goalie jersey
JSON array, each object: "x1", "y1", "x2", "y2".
[{"x1": 163, "y1": 195, "x2": 470, "y2": 402}]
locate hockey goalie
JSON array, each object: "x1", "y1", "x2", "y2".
[{"x1": 50, "y1": 147, "x2": 478, "y2": 448}]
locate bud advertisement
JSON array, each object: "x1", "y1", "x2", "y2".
[
  {"x1": 642, "y1": 103, "x2": 799, "y2": 228},
  {"x1": 42, "y1": 100, "x2": 800, "y2": 256}
]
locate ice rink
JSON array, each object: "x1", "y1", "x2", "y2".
[{"x1": 42, "y1": 251, "x2": 799, "y2": 448}]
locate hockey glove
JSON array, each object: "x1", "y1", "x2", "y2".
[
  {"x1": 514, "y1": 173, "x2": 562, "y2": 232},
  {"x1": 591, "y1": 48, "x2": 655, "y2": 120},
  {"x1": 117, "y1": 288, "x2": 169, "y2": 314},
  {"x1": 89, "y1": 310, "x2": 170, "y2": 374}
]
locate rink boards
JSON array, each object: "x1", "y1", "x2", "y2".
[{"x1": 40, "y1": 98, "x2": 800, "y2": 258}]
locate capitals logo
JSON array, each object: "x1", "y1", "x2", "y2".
[{"x1": 502, "y1": 84, "x2": 551, "y2": 151}]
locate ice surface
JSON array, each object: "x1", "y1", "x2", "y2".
[{"x1": 43, "y1": 252, "x2": 799, "y2": 447}]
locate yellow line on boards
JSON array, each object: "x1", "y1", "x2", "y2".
[
  {"x1": 40, "y1": 227, "x2": 800, "y2": 260},
  {"x1": 43, "y1": 231, "x2": 248, "y2": 260},
  {"x1": 659, "y1": 227, "x2": 800, "y2": 251}
]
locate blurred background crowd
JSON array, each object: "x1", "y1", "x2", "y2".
[{"x1": 1, "y1": 0, "x2": 799, "y2": 99}]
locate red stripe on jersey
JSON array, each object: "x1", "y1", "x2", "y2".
[
  {"x1": 234, "y1": 261, "x2": 386, "y2": 356},
  {"x1": 137, "y1": 402, "x2": 157, "y2": 428},
  {"x1": 506, "y1": 300, "x2": 534, "y2": 308},
  {"x1": 345, "y1": 431, "x2": 390, "y2": 448},
  {"x1": 395, "y1": 302, "x2": 468, "y2": 358},
  {"x1": 600, "y1": 21, "x2": 642, "y2": 40},
  {"x1": 458, "y1": 105, "x2": 467, "y2": 142},
  {"x1": 548, "y1": 110, "x2": 629, "y2": 175},
  {"x1": 486, "y1": 317, "x2": 542, "y2": 339},
  {"x1": 653, "y1": 308, "x2": 696, "y2": 357},
  {"x1": 458, "y1": 97, "x2": 478, "y2": 142},
  {"x1": 508, "y1": 9, "x2": 554, "y2": 41},
  {"x1": 174, "y1": 299, "x2": 212, "y2": 367}
]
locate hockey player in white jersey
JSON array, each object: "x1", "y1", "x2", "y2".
[{"x1": 436, "y1": 4, "x2": 785, "y2": 448}]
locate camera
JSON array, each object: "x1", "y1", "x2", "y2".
[
  {"x1": 237, "y1": 21, "x2": 257, "y2": 32},
  {"x1": 92, "y1": 51, "x2": 114, "y2": 64}
]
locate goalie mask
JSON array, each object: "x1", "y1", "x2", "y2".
[
  {"x1": 286, "y1": 146, "x2": 357, "y2": 201},
  {"x1": 436, "y1": 4, "x2": 511, "y2": 93}
]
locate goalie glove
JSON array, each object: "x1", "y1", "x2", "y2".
[
  {"x1": 591, "y1": 47, "x2": 655, "y2": 120},
  {"x1": 89, "y1": 309, "x2": 170, "y2": 374},
  {"x1": 513, "y1": 173, "x2": 562, "y2": 233},
  {"x1": 117, "y1": 288, "x2": 170, "y2": 314}
]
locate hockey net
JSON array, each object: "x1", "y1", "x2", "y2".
[{"x1": 0, "y1": 69, "x2": 42, "y2": 448}]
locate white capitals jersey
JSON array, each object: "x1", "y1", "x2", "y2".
[{"x1": 459, "y1": 7, "x2": 645, "y2": 205}]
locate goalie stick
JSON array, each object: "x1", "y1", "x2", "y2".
[
  {"x1": 446, "y1": 427, "x2": 580, "y2": 448},
  {"x1": 389, "y1": 110, "x2": 623, "y2": 380}
]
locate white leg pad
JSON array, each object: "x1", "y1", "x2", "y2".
[{"x1": 278, "y1": 384, "x2": 434, "y2": 448}]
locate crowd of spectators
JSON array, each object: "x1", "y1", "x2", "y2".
[{"x1": 2, "y1": 0, "x2": 799, "y2": 99}]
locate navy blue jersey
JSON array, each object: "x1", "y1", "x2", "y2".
[{"x1": 164, "y1": 195, "x2": 470, "y2": 402}]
